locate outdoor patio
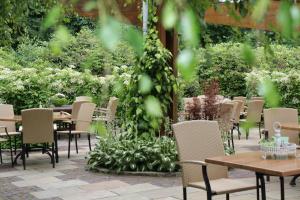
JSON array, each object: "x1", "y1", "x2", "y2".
[{"x1": 0, "y1": 129, "x2": 299, "y2": 200}]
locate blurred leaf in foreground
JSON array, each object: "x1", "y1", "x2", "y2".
[
  {"x1": 98, "y1": 17, "x2": 122, "y2": 50},
  {"x1": 241, "y1": 44, "x2": 256, "y2": 66},
  {"x1": 139, "y1": 74, "x2": 152, "y2": 94},
  {"x1": 180, "y1": 8, "x2": 200, "y2": 48},
  {"x1": 162, "y1": 0, "x2": 178, "y2": 29},
  {"x1": 42, "y1": 5, "x2": 62, "y2": 30},
  {"x1": 252, "y1": 0, "x2": 270, "y2": 22},
  {"x1": 176, "y1": 49, "x2": 197, "y2": 80},
  {"x1": 145, "y1": 96, "x2": 162, "y2": 117},
  {"x1": 258, "y1": 78, "x2": 280, "y2": 107},
  {"x1": 49, "y1": 26, "x2": 71, "y2": 55},
  {"x1": 124, "y1": 26, "x2": 144, "y2": 57}
]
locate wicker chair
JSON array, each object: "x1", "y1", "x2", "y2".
[
  {"x1": 75, "y1": 96, "x2": 92, "y2": 102},
  {"x1": 94, "y1": 97, "x2": 118, "y2": 123},
  {"x1": 21, "y1": 108, "x2": 55, "y2": 170},
  {"x1": 240, "y1": 100, "x2": 264, "y2": 139},
  {"x1": 0, "y1": 104, "x2": 21, "y2": 162},
  {"x1": 0, "y1": 133, "x2": 9, "y2": 165},
  {"x1": 251, "y1": 97, "x2": 264, "y2": 101},
  {"x1": 217, "y1": 103, "x2": 235, "y2": 149},
  {"x1": 173, "y1": 120, "x2": 256, "y2": 200},
  {"x1": 57, "y1": 103, "x2": 96, "y2": 158},
  {"x1": 231, "y1": 100, "x2": 244, "y2": 140}
]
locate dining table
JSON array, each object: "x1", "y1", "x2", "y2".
[
  {"x1": 0, "y1": 112, "x2": 72, "y2": 163},
  {"x1": 206, "y1": 151, "x2": 300, "y2": 200},
  {"x1": 281, "y1": 123, "x2": 300, "y2": 131}
]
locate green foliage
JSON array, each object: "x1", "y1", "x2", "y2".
[
  {"x1": 190, "y1": 43, "x2": 300, "y2": 98},
  {"x1": 196, "y1": 43, "x2": 251, "y2": 97},
  {"x1": 245, "y1": 69, "x2": 300, "y2": 109},
  {"x1": 88, "y1": 136, "x2": 178, "y2": 172},
  {"x1": 118, "y1": 27, "x2": 177, "y2": 138}
]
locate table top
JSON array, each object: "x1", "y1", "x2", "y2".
[
  {"x1": 281, "y1": 123, "x2": 300, "y2": 131},
  {"x1": 205, "y1": 151, "x2": 300, "y2": 177},
  {"x1": 0, "y1": 113, "x2": 72, "y2": 122}
]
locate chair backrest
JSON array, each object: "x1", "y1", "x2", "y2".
[
  {"x1": 107, "y1": 97, "x2": 118, "y2": 121},
  {"x1": 75, "y1": 96, "x2": 92, "y2": 102},
  {"x1": 71, "y1": 101, "x2": 90, "y2": 120},
  {"x1": 218, "y1": 103, "x2": 234, "y2": 132},
  {"x1": 251, "y1": 96, "x2": 264, "y2": 101},
  {"x1": 0, "y1": 104, "x2": 16, "y2": 132},
  {"x1": 264, "y1": 108, "x2": 299, "y2": 144},
  {"x1": 246, "y1": 100, "x2": 264, "y2": 123},
  {"x1": 22, "y1": 109, "x2": 53, "y2": 144},
  {"x1": 76, "y1": 103, "x2": 96, "y2": 131},
  {"x1": 233, "y1": 96, "x2": 246, "y2": 103},
  {"x1": 232, "y1": 100, "x2": 244, "y2": 123},
  {"x1": 173, "y1": 120, "x2": 227, "y2": 187}
]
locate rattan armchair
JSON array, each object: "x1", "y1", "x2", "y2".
[
  {"x1": 57, "y1": 103, "x2": 96, "y2": 158},
  {"x1": 75, "y1": 96, "x2": 92, "y2": 102},
  {"x1": 240, "y1": 100, "x2": 264, "y2": 139},
  {"x1": 173, "y1": 120, "x2": 256, "y2": 200},
  {"x1": 0, "y1": 104, "x2": 21, "y2": 157},
  {"x1": 217, "y1": 103, "x2": 235, "y2": 149},
  {"x1": 21, "y1": 108, "x2": 55, "y2": 170},
  {"x1": 94, "y1": 97, "x2": 118, "y2": 123},
  {"x1": 231, "y1": 100, "x2": 244, "y2": 140}
]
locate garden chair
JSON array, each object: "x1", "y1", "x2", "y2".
[
  {"x1": 57, "y1": 103, "x2": 96, "y2": 158},
  {"x1": 0, "y1": 104, "x2": 21, "y2": 158},
  {"x1": 217, "y1": 103, "x2": 235, "y2": 150},
  {"x1": 0, "y1": 132, "x2": 12, "y2": 165},
  {"x1": 233, "y1": 96, "x2": 246, "y2": 103},
  {"x1": 231, "y1": 100, "x2": 244, "y2": 140},
  {"x1": 173, "y1": 120, "x2": 256, "y2": 200},
  {"x1": 21, "y1": 108, "x2": 55, "y2": 170},
  {"x1": 94, "y1": 97, "x2": 118, "y2": 123},
  {"x1": 240, "y1": 100, "x2": 264, "y2": 139},
  {"x1": 75, "y1": 96, "x2": 92, "y2": 102},
  {"x1": 251, "y1": 96, "x2": 264, "y2": 101},
  {"x1": 264, "y1": 108, "x2": 299, "y2": 185}
]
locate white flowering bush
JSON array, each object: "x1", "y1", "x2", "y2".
[
  {"x1": 245, "y1": 69, "x2": 300, "y2": 109},
  {"x1": 0, "y1": 65, "x2": 112, "y2": 113}
]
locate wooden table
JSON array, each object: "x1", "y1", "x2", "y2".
[
  {"x1": 281, "y1": 123, "x2": 300, "y2": 131},
  {"x1": 0, "y1": 113, "x2": 72, "y2": 163},
  {"x1": 206, "y1": 151, "x2": 300, "y2": 200}
]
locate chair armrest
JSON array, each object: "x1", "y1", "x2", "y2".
[
  {"x1": 60, "y1": 111, "x2": 71, "y2": 116},
  {"x1": 0, "y1": 126, "x2": 9, "y2": 137},
  {"x1": 178, "y1": 160, "x2": 207, "y2": 166}
]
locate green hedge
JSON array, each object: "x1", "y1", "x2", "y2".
[
  {"x1": 245, "y1": 69, "x2": 300, "y2": 109},
  {"x1": 183, "y1": 43, "x2": 300, "y2": 98}
]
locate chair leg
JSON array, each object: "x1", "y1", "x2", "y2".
[
  {"x1": 52, "y1": 143, "x2": 55, "y2": 168},
  {"x1": 226, "y1": 193, "x2": 230, "y2": 200},
  {"x1": 258, "y1": 122, "x2": 262, "y2": 138},
  {"x1": 14, "y1": 136, "x2": 17, "y2": 155},
  {"x1": 237, "y1": 124, "x2": 241, "y2": 140},
  {"x1": 246, "y1": 128, "x2": 249, "y2": 140},
  {"x1": 68, "y1": 134, "x2": 71, "y2": 159},
  {"x1": 0, "y1": 143, "x2": 2, "y2": 164},
  {"x1": 26, "y1": 144, "x2": 29, "y2": 158},
  {"x1": 88, "y1": 134, "x2": 91, "y2": 151},
  {"x1": 75, "y1": 134, "x2": 78, "y2": 154},
  {"x1": 22, "y1": 144, "x2": 26, "y2": 170},
  {"x1": 183, "y1": 187, "x2": 187, "y2": 200},
  {"x1": 231, "y1": 129, "x2": 235, "y2": 151},
  {"x1": 9, "y1": 137, "x2": 13, "y2": 167}
]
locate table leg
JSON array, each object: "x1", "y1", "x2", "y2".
[
  {"x1": 256, "y1": 173, "x2": 266, "y2": 200},
  {"x1": 256, "y1": 175, "x2": 260, "y2": 200},
  {"x1": 280, "y1": 176, "x2": 285, "y2": 200},
  {"x1": 54, "y1": 132, "x2": 59, "y2": 163}
]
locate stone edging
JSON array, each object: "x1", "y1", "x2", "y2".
[{"x1": 88, "y1": 167, "x2": 182, "y2": 177}]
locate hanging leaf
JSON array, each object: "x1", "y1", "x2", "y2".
[
  {"x1": 252, "y1": 0, "x2": 270, "y2": 22},
  {"x1": 42, "y1": 5, "x2": 61, "y2": 29},
  {"x1": 145, "y1": 96, "x2": 162, "y2": 117},
  {"x1": 162, "y1": 0, "x2": 178, "y2": 29},
  {"x1": 124, "y1": 26, "x2": 144, "y2": 57},
  {"x1": 258, "y1": 79, "x2": 280, "y2": 107},
  {"x1": 180, "y1": 8, "x2": 200, "y2": 48},
  {"x1": 277, "y1": 1, "x2": 293, "y2": 39},
  {"x1": 139, "y1": 74, "x2": 152, "y2": 94},
  {"x1": 98, "y1": 17, "x2": 122, "y2": 50},
  {"x1": 176, "y1": 49, "x2": 196, "y2": 80},
  {"x1": 241, "y1": 44, "x2": 255, "y2": 66}
]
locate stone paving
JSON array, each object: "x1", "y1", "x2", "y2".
[{"x1": 0, "y1": 129, "x2": 300, "y2": 200}]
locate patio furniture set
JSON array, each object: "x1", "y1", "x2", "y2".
[
  {"x1": 177, "y1": 95, "x2": 300, "y2": 200},
  {"x1": 0, "y1": 96, "x2": 118, "y2": 170}
]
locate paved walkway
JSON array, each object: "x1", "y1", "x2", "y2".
[{"x1": 0, "y1": 129, "x2": 300, "y2": 200}]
